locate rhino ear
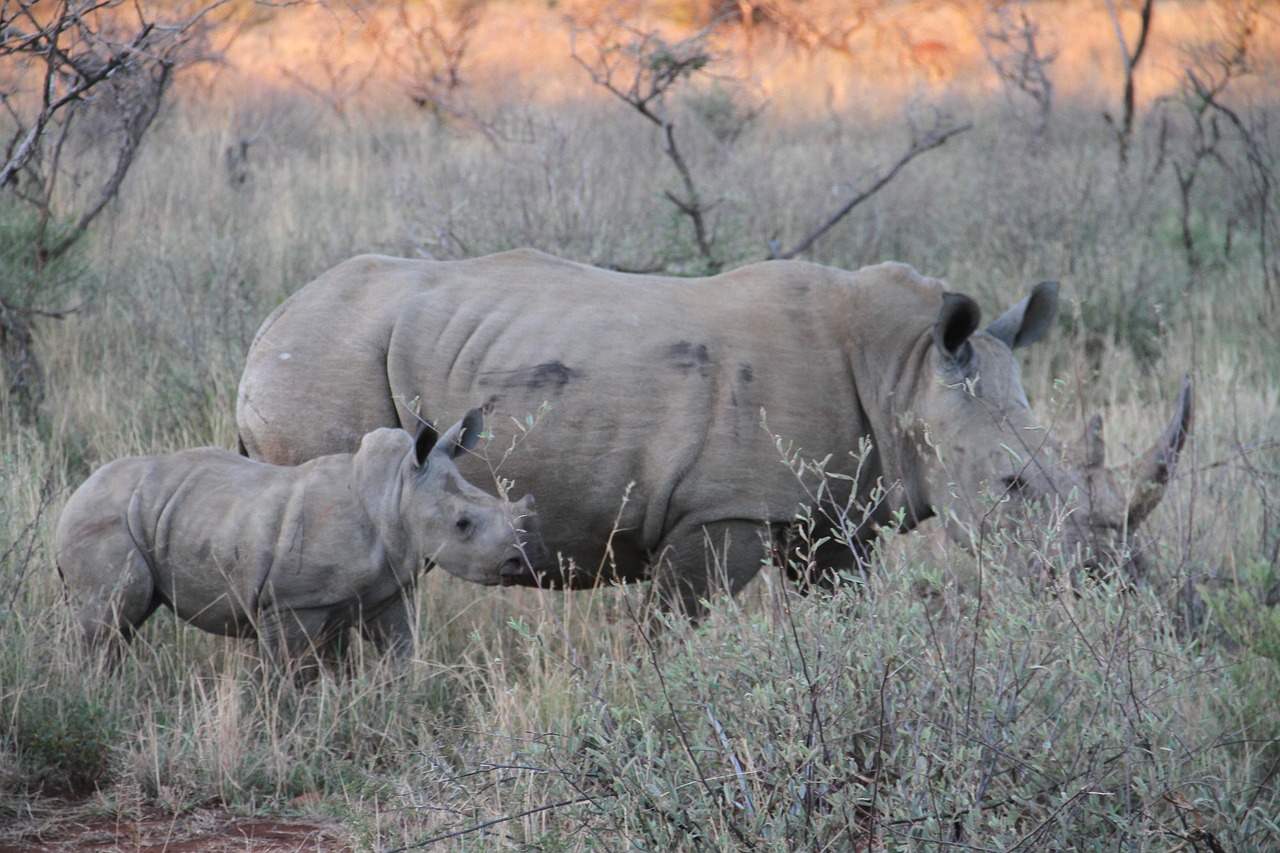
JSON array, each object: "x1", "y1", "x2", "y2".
[
  {"x1": 933, "y1": 293, "x2": 982, "y2": 362},
  {"x1": 440, "y1": 407, "x2": 485, "y2": 459},
  {"x1": 412, "y1": 419, "x2": 440, "y2": 468},
  {"x1": 987, "y1": 280, "x2": 1059, "y2": 349}
]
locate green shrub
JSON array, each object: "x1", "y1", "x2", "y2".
[
  {"x1": 1209, "y1": 560, "x2": 1280, "y2": 664},
  {"x1": 496, "y1": 569, "x2": 1266, "y2": 850},
  {"x1": 0, "y1": 655, "x2": 117, "y2": 797}
]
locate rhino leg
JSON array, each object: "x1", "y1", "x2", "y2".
[
  {"x1": 64, "y1": 548, "x2": 160, "y2": 659},
  {"x1": 651, "y1": 520, "x2": 771, "y2": 617},
  {"x1": 257, "y1": 607, "x2": 330, "y2": 687},
  {"x1": 360, "y1": 595, "x2": 415, "y2": 658}
]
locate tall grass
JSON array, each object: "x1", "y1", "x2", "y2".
[{"x1": 2, "y1": 1, "x2": 1279, "y2": 849}]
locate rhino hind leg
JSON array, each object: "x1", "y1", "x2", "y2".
[
  {"x1": 650, "y1": 520, "x2": 772, "y2": 617},
  {"x1": 66, "y1": 549, "x2": 160, "y2": 660}
]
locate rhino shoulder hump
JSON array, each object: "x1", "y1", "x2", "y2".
[
  {"x1": 858, "y1": 261, "x2": 946, "y2": 300},
  {"x1": 488, "y1": 247, "x2": 562, "y2": 262},
  {"x1": 332, "y1": 253, "x2": 408, "y2": 275},
  {"x1": 477, "y1": 247, "x2": 583, "y2": 273}
]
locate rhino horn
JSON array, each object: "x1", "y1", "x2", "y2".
[{"x1": 1127, "y1": 376, "x2": 1194, "y2": 528}]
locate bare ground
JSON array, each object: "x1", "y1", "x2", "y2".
[{"x1": 0, "y1": 800, "x2": 353, "y2": 853}]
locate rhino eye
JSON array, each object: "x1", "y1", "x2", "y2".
[{"x1": 456, "y1": 517, "x2": 474, "y2": 537}]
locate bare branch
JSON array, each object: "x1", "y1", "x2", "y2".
[
  {"x1": 1102, "y1": 0, "x2": 1156, "y2": 165},
  {"x1": 768, "y1": 120, "x2": 972, "y2": 260},
  {"x1": 570, "y1": 19, "x2": 724, "y2": 270},
  {"x1": 981, "y1": 4, "x2": 1057, "y2": 140}
]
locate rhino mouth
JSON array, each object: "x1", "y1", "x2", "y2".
[{"x1": 499, "y1": 555, "x2": 535, "y2": 586}]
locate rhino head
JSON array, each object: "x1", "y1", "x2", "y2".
[
  {"x1": 357, "y1": 409, "x2": 548, "y2": 587},
  {"x1": 903, "y1": 282, "x2": 1192, "y2": 580}
]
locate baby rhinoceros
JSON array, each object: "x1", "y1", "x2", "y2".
[{"x1": 55, "y1": 409, "x2": 541, "y2": 678}]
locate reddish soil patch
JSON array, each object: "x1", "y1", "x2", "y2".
[{"x1": 0, "y1": 805, "x2": 352, "y2": 853}]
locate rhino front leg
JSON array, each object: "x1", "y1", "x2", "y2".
[
  {"x1": 257, "y1": 607, "x2": 328, "y2": 686},
  {"x1": 360, "y1": 594, "x2": 416, "y2": 659},
  {"x1": 651, "y1": 519, "x2": 772, "y2": 618}
]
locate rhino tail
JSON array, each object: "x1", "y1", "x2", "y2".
[{"x1": 54, "y1": 558, "x2": 70, "y2": 599}]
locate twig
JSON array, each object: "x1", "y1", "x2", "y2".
[
  {"x1": 768, "y1": 122, "x2": 971, "y2": 259},
  {"x1": 382, "y1": 795, "x2": 604, "y2": 851},
  {"x1": 706, "y1": 706, "x2": 757, "y2": 819}
]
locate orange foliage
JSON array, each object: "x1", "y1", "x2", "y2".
[{"x1": 188, "y1": 0, "x2": 1280, "y2": 116}]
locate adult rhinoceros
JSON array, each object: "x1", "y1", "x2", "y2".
[
  {"x1": 56, "y1": 410, "x2": 545, "y2": 677},
  {"x1": 236, "y1": 250, "x2": 1191, "y2": 613}
]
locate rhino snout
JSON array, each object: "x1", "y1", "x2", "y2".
[{"x1": 500, "y1": 551, "x2": 536, "y2": 586}]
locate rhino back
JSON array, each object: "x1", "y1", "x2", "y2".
[
  {"x1": 62, "y1": 449, "x2": 380, "y2": 637},
  {"x1": 384, "y1": 256, "x2": 911, "y2": 577},
  {"x1": 238, "y1": 251, "x2": 947, "y2": 581}
]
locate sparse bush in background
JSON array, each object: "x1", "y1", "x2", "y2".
[
  {"x1": 735, "y1": 0, "x2": 877, "y2": 55},
  {"x1": 570, "y1": 17, "x2": 728, "y2": 271},
  {"x1": 387, "y1": 0, "x2": 488, "y2": 122},
  {"x1": 981, "y1": 3, "x2": 1057, "y2": 142},
  {"x1": 0, "y1": 0, "x2": 225, "y2": 423},
  {"x1": 1152, "y1": 0, "x2": 1278, "y2": 298}
]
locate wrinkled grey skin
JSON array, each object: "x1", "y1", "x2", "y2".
[
  {"x1": 236, "y1": 250, "x2": 1191, "y2": 613},
  {"x1": 56, "y1": 411, "x2": 545, "y2": 674}
]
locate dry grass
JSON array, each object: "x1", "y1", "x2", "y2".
[{"x1": 3, "y1": 0, "x2": 1280, "y2": 849}]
